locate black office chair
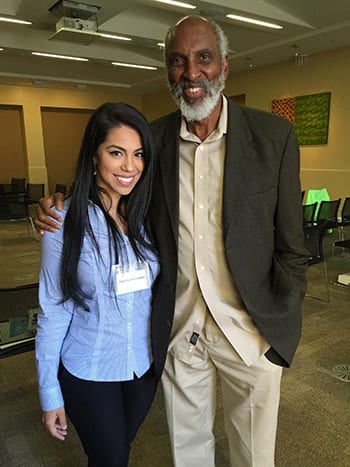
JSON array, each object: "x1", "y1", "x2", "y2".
[
  {"x1": 0, "y1": 192, "x2": 36, "y2": 236},
  {"x1": 0, "y1": 183, "x2": 16, "y2": 193},
  {"x1": 26, "y1": 183, "x2": 45, "y2": 205},
  {"x1": 302, "y1": 202, "x2": 317, "y2": 226},
  {"x1": 314, "y1": 199, "x2": 341, "y2": 229},
  {"x1": 11, "y1": 177, "x2": 26, "y2": 193},
  {"x1": 331, "y1": 197, "x2": 350, "y2": 255},
  {"x1": 337, "y1": 197, "x2": 350, "y2": 239},
  {"x1": 303, "y1": 221, "x2": 330, "y2": 302}
]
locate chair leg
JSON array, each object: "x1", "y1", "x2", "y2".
[
  {"x1": 305, "y1": 260, "x2": 330, "y2": 303},
  {"x1": 27, "y1": 216, "x2": 38, "y2": 240},
  {"x1": 332, "y1": 226, "x2": 345, "y2": 255}
]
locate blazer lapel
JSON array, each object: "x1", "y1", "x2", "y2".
[
  {"x1": 223, "y1": 100, "x2": 254, "y2": 238},
  {"x1": 155, "y1": 102, "x2": 254, "y2": 244},
  {"x1": 158, "y1": 112, "x2": 181, "y2": 245}
]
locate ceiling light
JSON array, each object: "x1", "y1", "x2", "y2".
[
  {"x1": 112, "y1": 62, "x2": 157, "y2": 70},
  {"x1": 32, "y1": 52, "x2": 88, "y2": 62},
  {"x1": 157, "y1": 42, "x2": 165, "y2": 48},
  {"x1": 226, "y1": 14, "x2": 282, "y2": 30},
  {"x1": 97, "y1": 33, "x2": 132, "y2": 41},
  {"x1": 0, "y1": 16, "x2": 32, "y2": 25},
  {"x1": 32, "y1": 79, "x2": 46, "y2": 87},
  {"x1": 152, "y1": 0, "x2": 196, "y2": 9}
]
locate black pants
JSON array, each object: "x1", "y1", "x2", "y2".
[{"x1": 59, "y1": 364, "x2": 156, "y2": 467}]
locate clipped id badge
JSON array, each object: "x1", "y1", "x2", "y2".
[{"x1": 112, "y1": 261, "x2": 151, "y2": 295}]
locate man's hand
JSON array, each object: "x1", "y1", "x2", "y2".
[
  {"x1": 34, "y1": 192, "x2": 65, "y2": 234},
  {"x1": 42, "y1": 406, "x2": 68, "y2": 441}
]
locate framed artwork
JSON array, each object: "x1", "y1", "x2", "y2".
[{"x1": 272, "y1": 92, "x2": 331, "y2": 145}]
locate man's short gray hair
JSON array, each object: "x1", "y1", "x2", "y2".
[{"x1": 164, "y1": 15, "x2": 229, "y2": 65}]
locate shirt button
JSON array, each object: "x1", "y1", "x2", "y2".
[
  {"x1": 199, "y1": 175, "x2": 204, "y2": 180},
  {"x1": 200, "y1": 265, "x2": 205, "y2": 270},
  {"x1": 199, "y1": 234, "x2": 204, "y2": 239},
  {"x1": 199, "y1": 204, "x2": 204, "y2": 209}
]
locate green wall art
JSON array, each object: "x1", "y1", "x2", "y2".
[{"x1": 272, "y1": 92, "x2": 331, "y2": 145}]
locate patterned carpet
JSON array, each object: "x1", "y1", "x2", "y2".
[
  {"x1": 0, "y1": 220, "x2": 40, "y2": 289},
  {"x1": 0, "y1": 225, "x2": 349, "y2": 466}
]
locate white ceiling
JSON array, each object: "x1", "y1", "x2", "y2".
[{"x1": 0, "y1": 0, "x2": 349, "y2": 94}]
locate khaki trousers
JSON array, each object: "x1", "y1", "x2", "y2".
[{"x1": 161, "y1": 313, "x2": 283, "y2": 467}]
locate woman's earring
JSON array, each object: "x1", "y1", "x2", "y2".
[{"x1": 92, "y1": 157, "x2": 98, "y2": 176}]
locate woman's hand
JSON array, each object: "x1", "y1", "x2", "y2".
[
  {"x1": 42, "y1": 406, "x2": 68, "y2": 441},
  {"x1": 34, "y1": 192, "x2": 65, "y2": 234}
]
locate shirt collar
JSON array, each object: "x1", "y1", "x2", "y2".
[{"x1": 180, "y1": 95, "x2": 228, "y2": 143}]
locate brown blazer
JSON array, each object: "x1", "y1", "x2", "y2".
[{"x1": 150, "y1": 98, "x2": 309, "y2": 372}]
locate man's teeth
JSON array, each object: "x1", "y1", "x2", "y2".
[{"x1": 187, "y1": 87, "x2": 201, "y2": 93}]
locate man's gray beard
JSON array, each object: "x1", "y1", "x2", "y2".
[{"x1": 168, "y1": 71, "x2": 225, "y2": 123}]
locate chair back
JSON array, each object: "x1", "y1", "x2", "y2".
[
  {"x1": 340, "y1": 197, "x2": 350, "y2": 225},
  {"x1": 305, "y1": 188, "x2": 330, "y2": 219},
  {"x1": 0, "y1": 183, "x2": 16, "y2": 193},
  {"x1": 26, "y1": 183, "x2": 45, "y2": 204},
  {"x1": 315, "y1": 199, "x2": 341, "y2": 227},
  {"x1": 303, "y1": 203, "x2": 317, "y2": 225},
  {"x1": 11, "y1": 178, "x2": 26, "y2": 193},
  {"x1": 0, "y1": 193, "x2": 29, "y2": 220}
]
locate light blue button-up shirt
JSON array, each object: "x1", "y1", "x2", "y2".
[{"x1": 36, "y1": 202, "x2": 159, "y2": 412}]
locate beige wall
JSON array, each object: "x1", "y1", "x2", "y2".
[
  {"x1": 1, "y1": 45, "x2": 349, "y2": 201},
  {"x1": 0, "y1": 86, "x2": 141, "y2": 195},
  {"x1": 142, "y1": 45, "x2": 350, "y2": 202},
  {"x1": 0, "y1": 105, "x2": 27, "y2": 183},
  {"x1": 41, "y1": 108, "x2": 93, "y2": 195},
  {"x1": 224, "y1": 45, "x2": 350, "y2": 202}
]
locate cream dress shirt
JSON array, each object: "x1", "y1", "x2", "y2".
[{"x1": 169, "y1": 96, "x2": 269, "y2": 367}]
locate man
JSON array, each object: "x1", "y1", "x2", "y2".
[{"x1": 36, "y1": 15, "x2": 308, "y2": 467}]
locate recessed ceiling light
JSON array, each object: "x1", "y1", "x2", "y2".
[
  {"x1": 32, "y1": 79, "x2": 46, "y2": 87},
  {"x1": 0, "y1": 16, "x2": 32, "y2": 25},
  {"x1": 226, "y1": 14, "x2": 283, "y2": 30},
  {"x1": 152, "y1": 0, "x2": 196, "y2": 9},
  {"x1": 112, "y1": 62, "x2": 157, "y2": 70},
  {"x1": 97, "y1": 33, "x2": 132, "y2": 41},
  {"x1": 32, "y1": 52, "x2": 89, "y2": 62}
]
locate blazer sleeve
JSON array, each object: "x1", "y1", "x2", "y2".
[{"x1": 274, "y1": 123, "x2": 309, "y2": 292}]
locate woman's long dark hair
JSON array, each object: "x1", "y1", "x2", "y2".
[{"x1": 61, "y1": 102, "x2": 156, "y2": 309}]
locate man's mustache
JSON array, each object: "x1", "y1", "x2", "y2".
[{"x1": 169, "y1": 78, "x2": 211, "y2": 100}]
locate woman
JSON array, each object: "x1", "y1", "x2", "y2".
[{"x1": 35, "y1": 103, "x2": 169, "y2": 466}]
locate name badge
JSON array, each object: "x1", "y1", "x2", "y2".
[{"x1": 112, "y1": 262, "x2": 151, "y2": 295}]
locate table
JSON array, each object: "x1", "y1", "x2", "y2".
[{"x1": 0, "y1": 284, "x2": 38, "y2": 358}]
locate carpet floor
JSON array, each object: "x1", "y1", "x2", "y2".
[{"x1": 0, "y1": 225, "x2": 349, "y2": 466}]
